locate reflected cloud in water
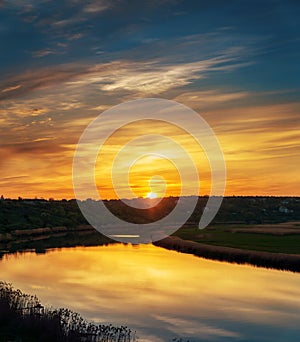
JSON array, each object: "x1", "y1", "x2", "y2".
[{"x1": 1, "y1": 244, "x2": 300, "y2": 341}]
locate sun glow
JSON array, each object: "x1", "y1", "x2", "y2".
[{"x1": 146, "y1": 192, "x2": 157, "y2": 199}]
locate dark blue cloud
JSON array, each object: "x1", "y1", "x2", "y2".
[{"x1": 0, "y1": 0, "x2": 299, "y2": 96}]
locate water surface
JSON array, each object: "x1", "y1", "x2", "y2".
[{"x1": 1, "y1": 244, "x2": 300, "y2": 341}]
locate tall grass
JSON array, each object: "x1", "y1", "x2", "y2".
[
  {"x1": 155, "y1": 237, "x2": 300, "y2": 272},
  {"x1": 0, "y1": 281, "x2": 136, "y2": 342}
]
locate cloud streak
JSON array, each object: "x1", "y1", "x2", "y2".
[
  {"x1": 0, "y1": 51, "x2": 247, "y2": 102},
  {"x1": 0, "y1": 0, "x2": 299, "y2": 198}
]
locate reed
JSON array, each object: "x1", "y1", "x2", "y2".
[
  {"x1": 154, "y1": 236, "x2": 300, "y2": 272},
  {"x1": 0, "y1": 281, "x2": 136, "y2": 342}
]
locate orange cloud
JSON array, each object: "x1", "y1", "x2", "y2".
[{"x1": 0, "y1": 61, "x2": 299, "y2": 199}]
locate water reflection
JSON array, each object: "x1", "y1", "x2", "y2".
[{"x1": 1, "y1": 244, "x2": 300, "y2": 341}]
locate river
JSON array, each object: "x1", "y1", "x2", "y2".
[{"x1": 1, "y1": 244, "x2": 300, "y2": 341}]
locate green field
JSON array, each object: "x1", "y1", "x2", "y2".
[{"x1": 173, "y1": 222, "x2": 300, "y2": 254}]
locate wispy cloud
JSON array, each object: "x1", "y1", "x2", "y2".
[
  {"x1": 33, "y1": 48, "x2": 56, "y2": 58},
  {"x1": 0, "y1": 64, "x2": 91, "y2": 101},
  {"x1": 174, "y1": 90, "x2": 250, "y2": 108},
  {"x1": 0, "y1": 52, "x2": 248, "y2": 102},
  {"x1": 0, "y1": 0, "x2": 299, "y2": 198},
  {"x1": 100, "y1": 57, "x2": 242, "y2": 94},
  {"x1": 211, "y1": 103, "x2": 300, "y2": 133},
  {"x1": 1, "y1": 84, "x2": 22, "y2": 93},
  {"x1": 83, "y1": 1, "x2": 110, "y2": 14}
]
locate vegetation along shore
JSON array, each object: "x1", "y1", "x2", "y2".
[
  {"x1": 0, "y1": 282, "x2": 136, "y2": 342},
  {"x1": 0, "y1": 196, "x2": 299, "y2": 271}
]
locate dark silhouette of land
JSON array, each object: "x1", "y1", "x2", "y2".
[
  {"x1": 0, "y1": 196, "x2": 300, "y2": 271},
  {"x1": 0, "y1": 196, "x2": 299, "y2": 233},
  {"x1": 0, "y1": 282, "x2": 136, "y2": 342},
  {"x1": 154, "y1": 235, "x2": 300, "y2": 272}
]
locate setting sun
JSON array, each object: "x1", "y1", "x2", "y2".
[{"x1": 146, "y1": 192, "x2": 158, "y2": 199}]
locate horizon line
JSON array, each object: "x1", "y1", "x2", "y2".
[{"x1": 1, "y1": 195, "x2": 299, "y2": 201}]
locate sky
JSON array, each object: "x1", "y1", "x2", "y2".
[{"x1": 0, "y1": 0, "x2": 299, "y2": 199}]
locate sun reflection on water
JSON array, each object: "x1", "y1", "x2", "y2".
[{"x1": 1, "y1": 244, "x2": 300, "y2": 341}]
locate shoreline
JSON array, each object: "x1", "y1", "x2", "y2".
[
  {"x1": 0, "y1": 226, "x2": 112, "y2": 256},
  {"x1": 154, "y1": 236, "x2": 300, "y2": 273},
  {"x1": 0, "y1": 225, "x2": 95, "y2": 243},
  {"x1": 1, "y1": 227, "x2": 300, "y2": 272}
]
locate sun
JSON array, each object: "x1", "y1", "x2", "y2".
[{"x1": 146, "y1": 192, "x2": 157, "y2": 199}]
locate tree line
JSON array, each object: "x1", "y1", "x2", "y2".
[{"x1": 0, "y1": 196, "x2": 299, "y2": 234}]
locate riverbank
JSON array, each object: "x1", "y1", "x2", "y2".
[
  {"x1": 0, "y1": 225, "x2": 113, "y2": 257},
  {"x1": 2, "y1": 224, "x2": 300, "y2": 272},
  {"x1": 0, "y1": 224, "x2": 95, "y2": 243},
  {"x1": 173, "y1": 221, "x2": 300, "y2": 254},
  {"x1": 154, "y1": 236, "x2": 300, "y2": 272},
  {"x1": 0, "y1": 281, "x2": 136, "y2": 342}
]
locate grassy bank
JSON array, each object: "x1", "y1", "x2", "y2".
[
  {"x1": 155, "y1": 236, "x2": 300, "y2": 272},
  {"x1": 1, "y1": 222, "x2": 300, "y2": 271},
  {"x1": 0, "y1": 282, "x2": 136, "y2": 342},
  {"x1": 173, "y1": 222, "x2": 300, "y2": 254},
  {"x1": 0, "y1": 229, "x2": 114, "y2": 260}
]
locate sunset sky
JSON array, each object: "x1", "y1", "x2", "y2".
[{"x1": 0, "y1": 0, "x2": 299, "y2": 199}]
